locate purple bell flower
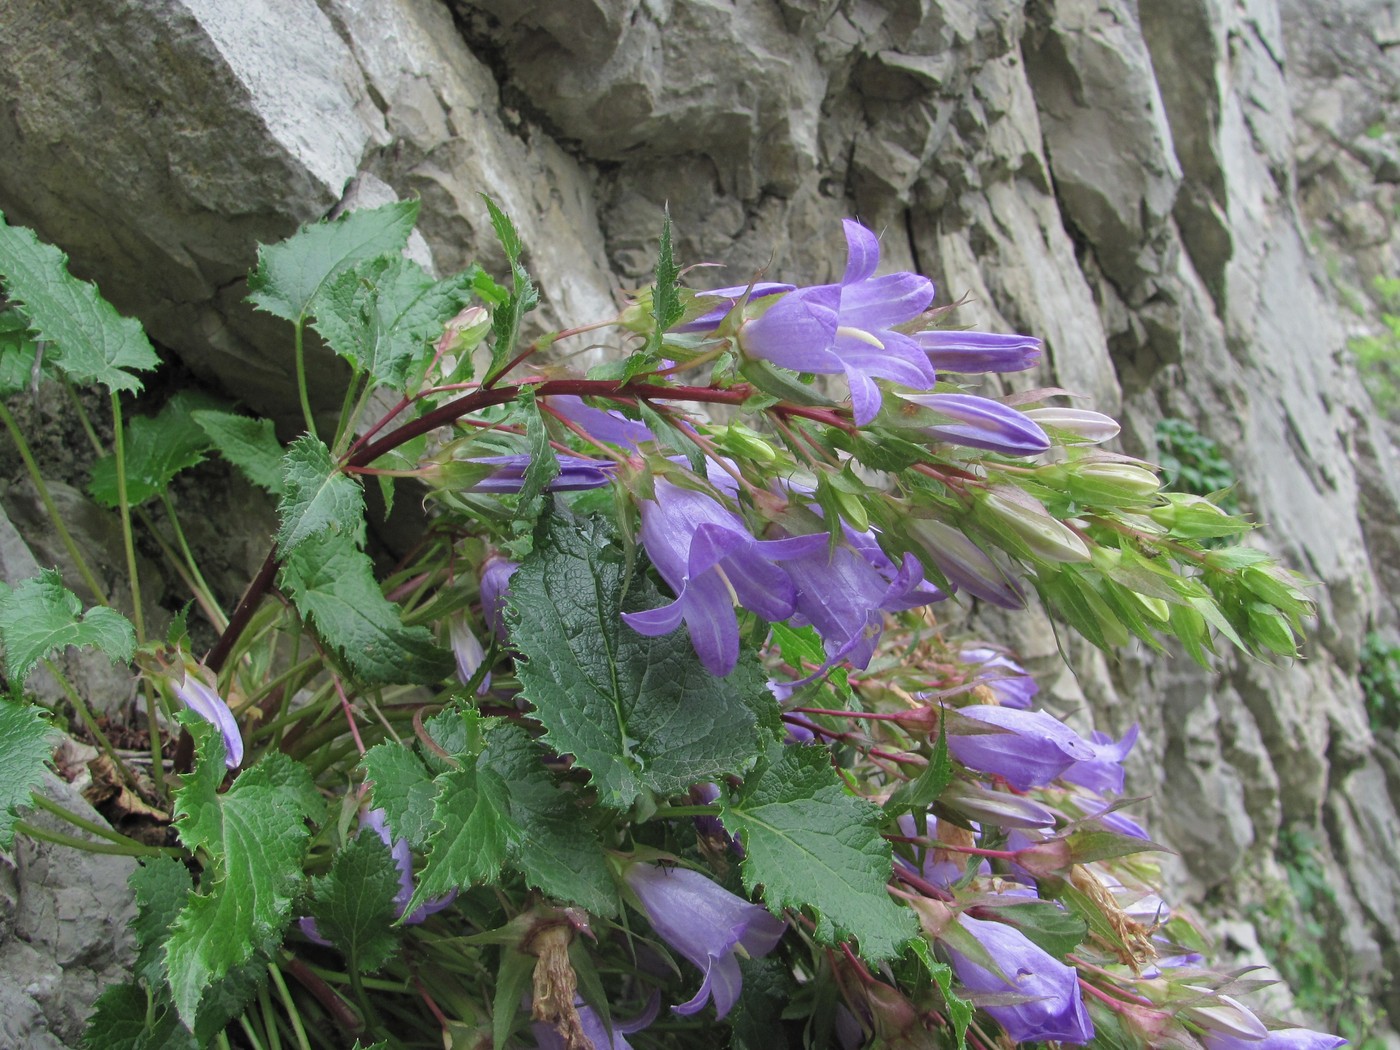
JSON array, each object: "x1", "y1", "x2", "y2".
[
  {"x1": 895, "y1": 392, "x2": 1051, "y2": 456},
  {"x1": 947, "y1": 706, "x2": 1097, "y2": 791},
  {"x1": 624, "y1": 862, "x2": 786, "y2": 1018},
  {"x1": 1062, "y1": 725, "x2": 1140, "y2": 795},
  {"x1": 546, "y1": 395, "x2": 654, "y2": 450},
  {"x1": 947, "y1": 914, "x2": 1094, "y2": 1044},
  {"x1": 448, "y1": 613, "x2": 490, "y2": 695},
  {"x1": 622, "y1": 478, "x2": 826, "y2": 676},
  {"x1": 171, "y1": 664, "x2": 244, "y2": 769},
  {"x1": 531, "y1": 996, "x2": 659, "y2": 1050},
  {"x1": 960, "y1": 647, "x2": 1039, "y2": 709},
  {"x1": 480, "y1": 554, "x2": 519, "y2": 642},
  {"x1": 737, "y1": 221, "x2": 937, "y2": 424},
  {"x1": 672, "y1": 282, "x2": 795, "y2": 334},
  {"x1": 465, "y1": 453, "x2": 615, "y2": 493},
  {"x1": 916, "y1": 330, "x2": 1043, "y2": 373},
  {"x1": 908, "y1": 518, "x2": 1026, "y2": 609}
]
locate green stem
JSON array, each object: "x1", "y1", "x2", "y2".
[
  {"x1": 294, "y1": 321, "x2": 317, "y2": 439},
  {"x1": 258, "y1": 983, "x2": 284, "y2": 1050},
  {"x1": 238, "y1": 1012, "x2": 270, "y2": 1050},
  {"x1": 347, "y1": 962, "x2": 381, "y2": 1043},
  {"x1": 135, "y1": 506, "x2": 226, "y2": 633},
  {"x1": 0, "y1": 401, "x2": 109, "y2": 604},
  {"x1": 61, "y1": 378, "x2": 106, "y2": 456},
  {"x1": 41, "y1": 658, "x2": 134, "y2": 788},
  {"x1": 267, "y1": 963, "x2": 313, "y2": 1050},
  {"x1": 13, "y1": 818, "x2": 177, "y2": 857},
  {"x1": 26, "y1": 792, "x2": 179, "y2": 854},
  {"x1": 158, "y1": 492, "x2": 228, "y2": 631},
  {"x1": 331, "y1": 370, "x2": 366, "y2": 456}
]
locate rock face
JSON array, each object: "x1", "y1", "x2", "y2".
[{"x1": 2, "y1": 0, "x2": 1398, "y2": 1037}]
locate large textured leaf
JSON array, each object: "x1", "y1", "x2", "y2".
[
  {"x1": 246, "y1": 200, "x2": 419, "y2": 324},
  {"x1": 82, "y1": 983, "x2": 197, "y2": 1050},
  {"x1": 88, "y1": 392, "x2": 223, "y2": 507},
  {"x1": 721, "y1": 745, "x2": 915, "y2": 961},
  {"x1": 191, "y1": 410, "x2": 286, "y2": 495},
  {"x1": 0, "y1": 307, "x2": 46, "y2": 397},
  {"x1": 0, "y1": 569, "x2": 136, "y2": 686},
  {"x1": 0, "y1": 697, "x2": 57, "y2": 849},
  {"x1": 163, "y1": 720, "x2": 314, "y2": 1027},
  {"x1": 130, "y1": 857, "x2": 193, "y2": 987},
  {"x1": 0, "y1": 212, "x2": 159, "y2": 393},
  {"x1": 276, "y1": 434, "x2": 366, "y2": 555},
  {"x1": 280, "y1": 531, "x2": 453, "y2": 685},
  {"x1": 361, "y1": 740, "x2": 439, "y2": 849},
  {"x1": 509, "y1": 511, "x2": 772, "y2": 809},
  {"x1": 307, "y1": 833, "x2": 402, "y2": 973}
]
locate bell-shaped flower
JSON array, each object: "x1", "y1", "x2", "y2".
[
  {"x1": 480, "y1": 554, "x2": 519, "y2": 641},
  {"x1": 169, "y1": 661, "x2": 244, "y2": 769},
  {"x1": 1203, "y1": 1028, "x2": 1346, "y2": 1050},
  {"x1": 1062, "y1": 724, "x2": 1140, "y2": 795},
  {"x1": 896, "y1": 392, "x2": 1051, "y2": 456},
  {"x1": 941, "y1": 780, "x2": 1058, "y2": 829},
  {"x1": 947, "y1": 706, "x2": 1097, "y2": 791},
  {"x1": 960, "y1": 647, "x2": 1038, "y2": 708},
  {"x1": 946, "y1": 914, "x2": 1094, "y2": 1044},
  {"x1": 546, "y1": 394, "x2": 654, "y2": 450},
  {"x1": 531, "y1": 998, "x2": 658, "y2": 1050},
  {"x1": 672, "y1": 282, "x2": 794, "y2": 334},
  {"x1": 907, "y1": 518, "x2": 1026, "y2": 609},
  {"x1": 464, "y1": 453, "x2": 615, "y2": 493},
  {"x1": 448, "y1": 613, "x2": 490, "y2": 695},
  {"x1": 624, "y1": 862, "x2": 786, "y2": 1018},
  {"x1": 622, "y1": 478, "x2": 825, "y2": 676},
  {"x1": 737, "y1": 221, "x2": 937, "y2": 424},
  {"x1": 916, "y1": 329, "x2": 1042, "y2": 373}
]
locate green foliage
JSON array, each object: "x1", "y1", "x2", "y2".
[
  {"x1": 0, "y1": 307, "x2": 45, "y2": 397},
  {"x1": 276, "y1": 434, "x2": 366, "y2": 555},
  {"x1": 646, "y1": 212, "x2": 683, "y2": 357},
  {"x1": 246, "y1": 200, "x2": 419, "y2": 325},
  {"x1": 721, "y1": 744, "x2": 916, "y2": 961},
  {"x1": 0, "y1": 569, "x2": 136, "y2": 686},
  {"x1": 509, "y1": 509, "x2": 774, "y2": 810},
  {"x1": 1349, "y1": 276, "x2": 1400, "y2": 417},
  {"x1": 191, "y1": 409, "x2": 286, "y2": 495},
  {"x1": 479, "y1": 194, "x2": 539, "y2": 382},
  {"x1": 83, "y1": 983, "x2": 197, "y2": 1050},
  {"x1": 1153, "y1": 418, "x2": 1239, "y2": 512},
  {"x1": 0, "y1": 212, "x2": 159, "y2": 393},
  {"x1": 89, "y1": 392, "x2": 223, "y2": 507},
  {"x1": 164, "y1": 718, "x2": 316, "y2": 1028},
  {"x1": 0, "y1": 696, "x2": 57, "y2": 848},
  {"x1": 307, "y1": 833, "x2": 402, "y2": 973},
  {"x1": 1360, "y1": 632, "x2": 1400, "y2": 730},
  {"x1": 280, "y1": 530, "x2": 454, "y2": 684},
  {"x1": 130, "y1": 857, "x2": 194, "y2": 987}
]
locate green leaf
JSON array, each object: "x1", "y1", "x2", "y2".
[
  {"x1": 310, "y1": 255, "x2": 480, "y2": 391},
  {"x1": 509, "y1": 510, "x2": 772, "y2": 809},
  {"x1": 89, "y1": 392, "x2": 223, "y2": 508},
  {"x1": 636, "y1": 400, "x2": 706, "y2": 475},
  {"x1": 130, "y1": 857, "x2": 193, "y2": 987},
  {"x1": 0, "y1": 212, "x2": 159, "y2": 393},
  {"x1": 277, "y1": 434, "x2": 366, "y2": 555},
  {"x1": 0, "y1": 697, "x2": 57, "y2": 849},
  {"x1": 0, "y1": 308, "x2": 45, "y2": 397},
  {"x1": 246, "y1": 200, "x2": 419, "y2": 324},
  {"x1": 307, "y1": 832, "x2": 402, "y2": 973},
  {"x1": 489, "y1": 723, "x2": 619, "y2": 916},
  {"x1": 721, "y1": 745, "x2": 916, "y2": 961},
  {"x1": 164, "y1": 719, "x2": 314, "y2": 1028},
  {"x1": 0, "y1": 569, "x2": 137, "y2": 686},
  {"x1": 192, "y1": 410, "x2": 286, "y2": 495},
  {"x1": 236, "y1": 749, "x2": 327, "y2": 826},
  {"x1": 907, "y1": 938, "x2": 972, "y2": 1050},
  {"x1": 645, "y1": 213, "x2": 683, "y2": 356},
  {"x1": 729, "y1": 958, "x2": 796, "y2": 1050},
  {"x1": 479, "y1": 195, "x2": 539, "y2": 382},
  {"x1": 517, "y1": 386, "x2": 561, "y2": 510},
  {"x1": 280, "y1": 531, "x2": 454, "y2": 685},
  {"x1": 885, "y1": 717, "x2": 952, "y2": 815},
  {"x1": 981, "y1": 898, "x2": 1088, "y2": 959},
  {"x1": 361, "y1": 741, "x2": 439, "y2": 848},
  {"x1": 82, "y1": 983, "x2": 197, "y2": 1050}
]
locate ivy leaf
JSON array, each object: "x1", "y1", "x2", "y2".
[
  {"x1": 479, "y1": 195, "x2": 538, "y2": 383},
  {"x1": 89, "y1": 392, "x2": 224, "y2": 508},
  {"x1": 361, "y1": 741, "x2": 439, "y2": 849},
  {"x1": 281, "y1": 530, "x2": 453, "y2": 685},
  {"x1": 721, "y1": 745, "x2": 916, "y2": 961},
  {"x1": 276, "y1": 434, "x2": 366, "y2": 555},
  {"x1": 509, "y1": 510, "x2": 772, "y2": 809},
  {"x1": 307, "y1": 833, "x2": 402, "y2": 973},
  {"x1": 191, "y1": 410, "x2": 286, "y2": 495},
  {"x1": 0, "y1": 697, "x2": 57, "y2": 849},
  {"x1": 645, "y1": 213, "x2": 683, "y2": 356},
  {"x1": 82, "y1": 983, "x2": 197, "y2": 1050},
  {"x1": 0, "y1": 569, "x2": 137, "y2": 686},
  {"x1": 310, "y1": 255, "x2": 480, "y2": 392},
  {"x1": 488, "y1": 723, "x2": 619, "y2": 916},
  {"x1": 0, "y1": 212, "x2": 159, "y2": 393},
  {"x1": 164, "y1": 719, "x2": 315, "y2": 1028},
  {"x1": 130, "y1": 857, "x2": 193, "y2": 987},
  {"x1": 246, "y1": 200, "x2": 419, "y2": 325}
]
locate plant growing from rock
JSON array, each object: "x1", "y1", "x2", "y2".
[{"x1": 0, "y1": 202, "x2": 1339, "y2": 1050}]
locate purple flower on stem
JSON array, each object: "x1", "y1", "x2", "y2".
[
  {"x1": 532, "y1": 997, "x2": 660, "y2": 1050},
  {"x1": 480, "y1": 554, "x2": 519, "y2": 642},
  {"x1": 737, "y1": 221, "x2": 937, "y2": 424},
  {"x1": 466, "y1": 453, "x2": 615, "y2": 493},
  {"x1": 947, "y1": 705, "x2": 1097, "y2": 791},
  {"x1": 916, "y1": 330, "x2": 1043, "y2": 373},
  {"x1": 672, "y1": 282, "x2": 795, "y2": 335},
  {"x1": 895, "y1": 392, "x2": 1051, "y2": 456},
  {"x1": 1202, "y1": 1027, "x2": 1345, "y2": 1050},
  {"x1": 624, "y1": 862, "x2": 786, "y2": 1018},
  {"x1": 448, "y1": 613, "x2": 490, "y2": 695},
  {"x1": 171, "y1": 664, "x2": 243, "y2": 769},
  {"x1": 546, "y1": 395, "x2": 654, "y2": 450},
  {"x1": 960, "y1": 647, "x2": 1039, "y2": 709},
  {"x1": 1062, "y1": 724, "x2": 1140, "y2": 795},
  {"x1": 947, "y1": 914, "x2": 1094, "y2": 1044},
  {"x1": 907, "y1": 518, "x2": 1026, "y2": 610},
  {"x1": 623, "y1": 478, "x2": 826, "y2": 676}
]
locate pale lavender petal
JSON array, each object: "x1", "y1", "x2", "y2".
[
  {"x1": 622, "y1": 598, "x2": 686, "y2": 637},
  {"x1": 173, "y1": 673, "x2": 244, "y2": 769},
  {"x1": 898, "y1": 392, "x2": 1051, "y2": 456},
  {"x1": 547, "y1": 395, "x2": 654, "y2": 449},
  {"x1": 842, "y1": 219, "x2": 882, "y2": 284},
  {"x1": 737, "y1": 285, "x2": 842, "y2": 373},
  {"x1": 1062, "y1": 724, "x2": 1140, "y2": 794},
  {"x1": 671, "y1": 282, "x2": 793, "y2": 334},
  {"x1": 480, "y1": 555, "x2": 519, "y2": 641},
  {"x1": 835, "y1": 333, "x2": 938, "y2": 390},
  {"x1": 948, "y1": 706, "x2": 1096, "y2": 791},
  {"x1": 917, "y1": 330, "x2": 1043, "y2": 373},
  {"x1": 838, "y1": 272, "x2": 935, "y2": 330},
  {"x1": 466, "y1": 453, "x2": 615, "y2": 492}
]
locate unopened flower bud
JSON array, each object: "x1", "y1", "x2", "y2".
[
  {"x1": 715, "y1": 422, "x2": 779, "y2": 465},
  {"x1": 1180, "y1": 992, "x2": 1269, "y2": 1040},
  {"x1": 1012, "y1": 836, "x2": 1074, "y2": 878},
  {"x1": 907, "y1": 517, "x2": 1026, "y2": 609},
  {"x1": 976, "y1": 489, "x2": 1092, "y2": 563},
  {"x1": 941, "y1": 780, "x2": 1057, "y2": 828},
  {"x1": 1022, "y1": 407, "x2": 1121, "y2": 444},
  {"x1": 1068, "y1": 462, "x2": 1162, "y2": 506}
]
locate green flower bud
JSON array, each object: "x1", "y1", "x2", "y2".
[
  {"x1": 714, "y1": 422, "x2": 778, "y2": 465},
  {"x1": 977, "y1": 489, "x2": 1092, "y2": 563}
]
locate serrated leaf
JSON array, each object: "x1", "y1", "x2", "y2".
[
  {"x1": 361, "y1": 742, "x2": 438, "y2": 848},
  {"x1": 907, "y1": 938, "x2": 972, "y2": 1049},
  {"x1": 885, "y1": 718, "x2": 952, "y2": 814},
  {"x1": 308, "y1": 833, "x2": 402, "y2": 973},
  {"x1": 82, "y1": 983, "x2": 197, "y2": 1050},
  {"x1": 311, "y1": 254, "x2": 479, "y2": 391},
  {"x1": 0, "y1": 308, "x2": 45, "y2": 397},
  {"x1": 277, "y1": 435, "x2": 366, "y2": 555},
  {"x1": 192, "y1": 410, "x2": 286, "y2": 495},
  {"x1": 280, "y1": 531, "x2": 454, "y2": 685},
  {"x1": 235, "y1": 749, "x2": 326, "y2": 825},
  {"x1": 479, "y1": 195, "x2": 538, "y2": 382},
  {"x1": 0, "y1": 697, "x2": 57, "y2": 848},
  {"x1": 130, "y1": 857, "x2": 193, "y2": 987},
  {"x1": 246, "y1": 200, "x2": 419, "y2": 324},
  {"x1": 164, "y1": 719, "x2": 313, "y2": 1027},
  {"x1": 636, "y1": 400, "x2": 705, "y2": 475},
  {"x1": 0, "y1": 569, "x2": 137, "y2": 686},
  {"x1": 0, "y1": 212, "x2": 159, "y2": 393},
  {"x1": 89, "y1": 392, "x2": 223, "y2": 508},
  {"x1": 509, "y1": 511, "x2": 772, "y2": 809},
  {"x1": 720, "y1": 745, "x2": 915, "y2": 961},
  {"x1": 646, "y1": 214, "x2": 683, "y2": 357},
  {"x1": 489, "y1": 723, "x2": 619, "y2": 916}
]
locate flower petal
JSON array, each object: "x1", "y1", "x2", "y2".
[{"x1": 841, "y1": 220, "x2": 882, "y2": 284}]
